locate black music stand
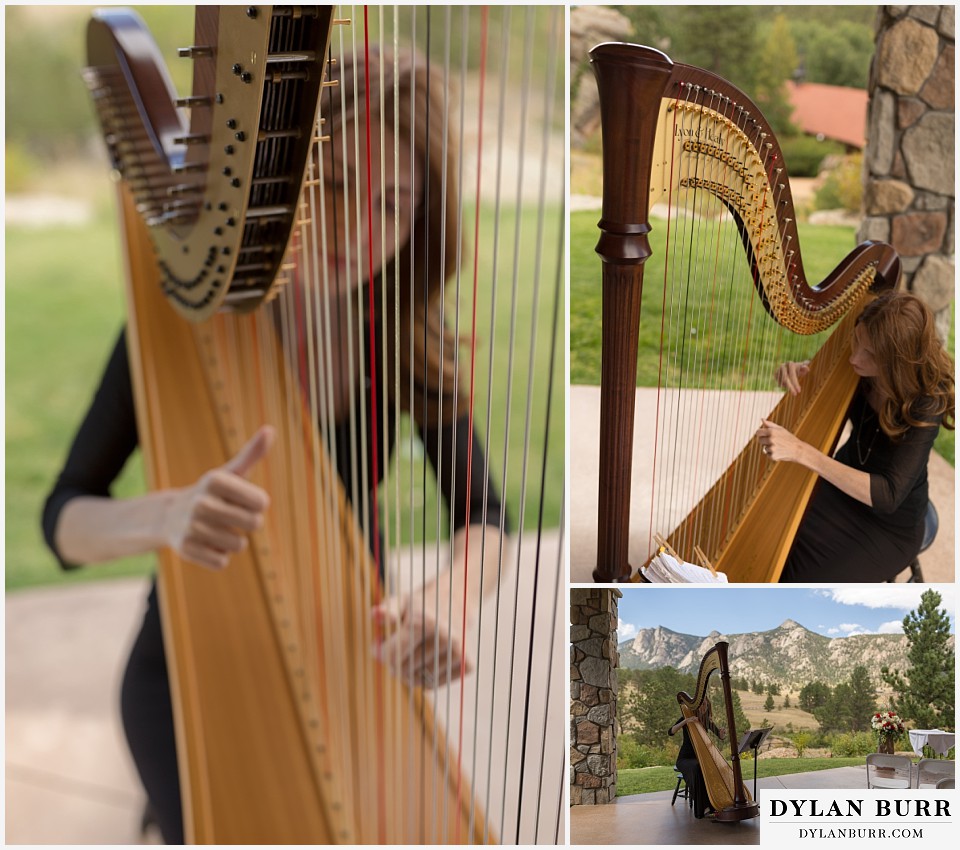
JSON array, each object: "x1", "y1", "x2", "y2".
[{"x1": 737, "y1": 728, "x2": 773, "y2": 799}]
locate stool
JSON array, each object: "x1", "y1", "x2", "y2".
[
  {"x1": 890, "y1": 501, "x2": 937, "y2": 583},
  {"x1": 671, "y1": 770, "x2": 688, "y2": 806}
]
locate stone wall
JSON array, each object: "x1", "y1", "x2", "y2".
[
  {"x1": 570, "y1": 588, "x2": 620, "y2": 805},
  {"x1": 859, "y1": 5, "x2": 955, "y2": 339},
  {"x1": 570, "y1": 5, "x2": 633, "y2": 146}
]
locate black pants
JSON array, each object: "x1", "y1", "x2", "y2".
[{"x1": 120, "y1": 581, "x2": 183, "y2": 844}]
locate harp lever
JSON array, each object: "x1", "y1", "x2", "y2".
[
  {"x1": 178, "y1": 46, "x2": 213, "y2": 58},
  {"x1": 176, "y1": 96, "x2": 212, "y2": 108}
]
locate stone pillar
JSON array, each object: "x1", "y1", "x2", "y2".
[
  {"x1": 859, "y1": 6, "x2": 955, "y2": 340},
  {"x1": 570, "y1": 588, "x2": 621, "y2": 805},
  {"x1": 569, "y1": 6, "x2": 633, "y2": 146}
]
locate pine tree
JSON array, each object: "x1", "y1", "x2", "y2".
[
  {"x1": 799, "y1": 681, "x2": 831, "y2": 712},
  {"x1": 764, "y1": 694, "x2": 775, "y2": 712},
  {"x1": 847, "y1": 665, "x2": 878, "y2": 732},
  {"x1": 881, "y1": 590, "x2": 955, "y2": 729},
  {"x1": 752, "y1": 13, "x2": 798, "y2": 134}
]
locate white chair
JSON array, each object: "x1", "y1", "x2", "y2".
[
  {"x1": 935, "y1": 777, "x2": 954, "y2": 789},
  {"x1": 866, "y1": 753, "x2": 914, "y2": 789},
  {"x1": 917, "y1": 758, "x2": 955, "y2": 789}
]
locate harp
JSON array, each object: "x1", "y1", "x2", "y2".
[
  {"x1": 588, "y1": 43, "x2": 901, "y2": 583},
  {"x1": 83, "y1": 5, "x2": 564, "y2": 843},
  {"x1": 677, "y1": 641, "x2": 758, "y2": 823}
]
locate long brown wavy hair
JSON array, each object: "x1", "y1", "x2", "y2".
[
  {"x1": 856, "y1": 291, "x2": 955, "y2": 440},
  {"x1": 332, "y1": 47, "x2": 464, "y2": 427}
]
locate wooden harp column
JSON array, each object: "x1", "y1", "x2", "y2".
[{"x1": 590, "y1": 45, "x2": 673, "y2": 583}]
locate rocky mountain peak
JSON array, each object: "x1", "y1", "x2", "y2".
[{"x1": 616, "y1": 620, "x2": 940, "y2": 689}]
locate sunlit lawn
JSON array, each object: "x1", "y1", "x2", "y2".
[
  {"x1": 570, "y1": 208, "x2": 955, "y2": 466},
  {"x1": 6, "y1": 203, "x2": 563, "y2": 590},
  {"x1": 617, "y1": 757, "x2": 866, "y2": 797}
]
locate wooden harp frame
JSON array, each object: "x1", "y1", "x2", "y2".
[
  {"x1": 84, "y1": 5, "x2": 565, "y2": 844},
  {"x1": 677, "y1": 641, "x2": 758, "y2": 823},
  {"x1": 588, "y1": 43, "x2": 900, "y2": 583}
]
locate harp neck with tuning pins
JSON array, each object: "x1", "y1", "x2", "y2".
[
  {"x1": 83, "y1": 5, "x2": 564, "y2": 843},
  {"x1": 678, "y1": 641, "x2": 758, "y2": 822},
  {"x1": 588, "y1": 43, "x2": 901, "y2": 583}
]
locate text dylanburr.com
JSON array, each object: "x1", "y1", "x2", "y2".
[{"x1": 761, "y1": 790, "x2": 954, "y2": 845}]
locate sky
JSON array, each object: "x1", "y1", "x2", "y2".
[{"x1": 610, "y1": 584, "x2": 956, "y2": 643}]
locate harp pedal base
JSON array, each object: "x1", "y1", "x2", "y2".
[{"x1": 713, "y1": 803, "x2": 760, "y2": 823}]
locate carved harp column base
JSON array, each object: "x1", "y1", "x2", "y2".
[
  {"x1": 592, "y1": 565, "x2": 633, "y2": 584},
  {"x1": 713, "y1": 803, "x2": 760, "y2": 823}
]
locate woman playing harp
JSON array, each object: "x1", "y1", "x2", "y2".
[
  {"x1": 585, "y1": 41, "x2": 904, "y2": 583},
  {"x1": 758, "y1": 290, "x2": 955, "y2": 582},
  {"x1": 667, "y1": 641, "x2": 757, "y2": 822},
  {"x1": 669, "y1": 697, "x2": 725, "y2": 819},
  {"x1": 42, "y1": 45, "x2": 508, "y2": 845}
]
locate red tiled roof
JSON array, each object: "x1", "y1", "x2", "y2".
[{"x1": 785, "y1": 80, "x2": 868, "y2": 149}]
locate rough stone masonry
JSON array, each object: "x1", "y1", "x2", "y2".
[
  {"x1": 860, "y1": 5, "x2": 955, "y2": 341},
  {"x1": 570, "y1": 588, "x2": 621, "y2": 805}
]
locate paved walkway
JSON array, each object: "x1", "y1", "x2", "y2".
[
  {"x1": 6, "y1": 578, "x2": 154, "y2": 844},
  {"x1": 570, "y1": 385, "x2": 955, "y2": 583},
  {"x1": 6, "y1": 530, "x2": 564, "y2": 845}
]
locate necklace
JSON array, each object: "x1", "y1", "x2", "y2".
[{"x1": 856, "y1": 404, "x2": 880, "y2": 465}]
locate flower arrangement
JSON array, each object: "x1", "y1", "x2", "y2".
[{"x1": 871, "y1": 711, "x2": 905, "y2": 752}]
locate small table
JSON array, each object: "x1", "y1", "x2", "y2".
[{"x1": 908, "y1": 729, "x2": 955, "y2": 757}]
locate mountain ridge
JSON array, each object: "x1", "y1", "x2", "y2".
[{"x1": 617, "y1": 620, "x2": 951, "y2": 688}]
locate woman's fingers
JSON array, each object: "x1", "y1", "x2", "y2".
[
  {"x1": 169, "y1": 427, "x2": 274, "y2": 570},
  {"x1": 775, "y1": 361, "x2": 810, "y2": 396},
  {"x1": 180, "y1": 539, "x2": 232, "y2": 571},
  {"x1": 193, "y1": 492, "x2": 264, "y2": 533},
  {"x1": 222, "y1": 424, "x2": 276, "y2": 477},
  {"x1": 185, "y1": 519, "x2": 248, "y2": 554},
  {"x1": 372, "y1": 597, "x2": 469, "y2": 689},
  {"x1": 757, "y1": 418, "x2": 803, "y2": 463},
  {"x1": 757, "y1": 420, "x2": 778, "y2": 457},
  {"x1": 206, "y1": 470, "x2": 270, "y2": 513}
]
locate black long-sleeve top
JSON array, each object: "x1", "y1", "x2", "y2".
[
  {"x1": 42, "y1": 328, "x2": 507, "y2": 568},
  {"x1": 832, "y1": 383, "x2": 940, "y2": 527}
]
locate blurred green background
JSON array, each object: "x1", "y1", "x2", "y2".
[
  {"x1": 6, "y1": 6, "x2": 193, "y2": 590},
  {"x1": 6, "y1": 5, "x2": 565, "y2": 590}
]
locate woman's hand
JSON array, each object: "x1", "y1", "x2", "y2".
[
  {"x1": 371, "y1": 524, "x2": 503, "y2": 690},
  {"x1": 162, "y1": 426, "x2": 274, "y2": 570},
  {"x1": 775, "y1": 360, "x2": 810, "y2": 396},
  {"x1": 758, "y1": 418, "x2": 874, "y2": 507},
  {"x1": 756, "y1": 419, "x2": 810, "y2": 465},
  {"x1": 54, "y1": 426, "x2": 275, "y2": 568},
  {"x1": 370, "y1": 574, "x2": 469, "y2": 689}
]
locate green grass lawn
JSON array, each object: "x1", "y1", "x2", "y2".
[
  {"x1": 571, "y1": 209, "x2": 955, "y2": 466},
  {"x1": 617, "y1": 757, "x2": 866, "y2": 797},
  {"x1": 6, "y1": 214, "x2": 156, "y2": 589},
  {"x1": 6, "y1": 203, "x2": 563, "y2": 590}
]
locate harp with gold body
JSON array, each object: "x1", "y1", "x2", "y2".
[
  {"x1": 677, "y1": 641, "x2": 758, "y2": 822},
  {"x1": 588, "y1": 43, "x2": 901, "y2": 583},
  {"x1": 83, "y1": 5, "x2": 564, "y2": 843}
]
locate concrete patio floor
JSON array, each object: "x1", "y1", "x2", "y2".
[
  {"x1": 570, "y1": 385, "x2": 955, "y2": 584},
  {"x1": 569, "y1": 765, "x2": 869, "y2": 845},
  {"x1": 6, "y1": 531, "x2": 564, "y2": 845}
]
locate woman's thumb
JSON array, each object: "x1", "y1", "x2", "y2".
[{"x1": 223, "y1": 425, "x2": 276, "y2": 477}]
